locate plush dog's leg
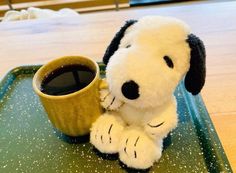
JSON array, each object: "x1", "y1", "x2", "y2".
[
  {"x1": 90, "y1": 113, "x2": 125, "y2": 154},
  {"x1": 144, "y1": 98, "x2": 178, "y2": 139},
  {"x1": 118, "y1": 127, "x2": 162, "y2": 169}
]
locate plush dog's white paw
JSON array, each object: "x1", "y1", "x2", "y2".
[
  {"x1": 90, "y1": 113, "x2": 125, "y2": 154},
  {"x1": 100, "y1": 89, "x2": 123, "y2": 111},
  {"x1": 144, "y1": 114, "x2": 177, "y2": 140},
  {"x1": 118, "y1": 128, "x2": 162, "y2": 169}
]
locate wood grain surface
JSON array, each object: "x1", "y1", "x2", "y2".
[{"x1": 0, "y1": 1, "x2": 235, "y2": 171}]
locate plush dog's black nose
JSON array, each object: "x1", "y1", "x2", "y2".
[{"x1": 121, "y1": 80, "x2": 139, "y2": 100}]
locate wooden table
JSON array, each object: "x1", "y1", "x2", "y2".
[{"x1": 0, "y1": 1, "x2": 235, "y2": 171}]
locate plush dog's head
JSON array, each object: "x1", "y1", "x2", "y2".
[{"x1": 103, "y1": 16, "x2": 206, "y2": 109}]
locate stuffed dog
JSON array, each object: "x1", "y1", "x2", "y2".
[{"x1": 90, "y1": 16, "x2": 206, "y2": 169}]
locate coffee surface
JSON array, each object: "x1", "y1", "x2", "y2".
[{"x1": 41, "y1": 64, "x2": 95, "y2": 95}]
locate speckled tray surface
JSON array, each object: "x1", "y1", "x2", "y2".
[{"x1": 0, "y1": 65, "x2": 232, "y2": 173}]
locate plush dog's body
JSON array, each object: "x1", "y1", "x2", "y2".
[
  {"x1": 120, "y1": 97, "x2": 176, "y2": 127},
  {"x1": 91, "y1": 95, "x2": 177, "y2": 169},
  {"x1": 90, "y1": 16, "x2": 206, "y2": 169}
]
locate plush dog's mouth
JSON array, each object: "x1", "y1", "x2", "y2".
[{"x1": 121, "y1": 80, "x2": 140, "y2": 100}]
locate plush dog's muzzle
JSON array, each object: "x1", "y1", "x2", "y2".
[{"x1": 121, "y1": 80, "x2": 140, "y2": 100}]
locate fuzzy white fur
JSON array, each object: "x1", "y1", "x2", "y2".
[{"x1": 90, "y1": 16, "x2": 191, "y2": 169}]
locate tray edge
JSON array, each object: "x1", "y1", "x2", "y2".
[{"x1": 179, "y1": 83, "x2": 232, "y2": 172}]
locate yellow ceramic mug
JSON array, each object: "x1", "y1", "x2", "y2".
[{"x1": 33, "y1": 56, "x2": 106, "y2": 136}]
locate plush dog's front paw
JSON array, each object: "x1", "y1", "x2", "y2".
[
  {"x1": 90, "y1": 113, "x2": 125, "y2": 154},
  {"x1": 118, "y1": 128, "x2": 162, "y2": 169},
  {"x1": 144, "y1": 116, "x2": 177, "y2": 140},
  {"x1": 100, "y1": 89, "x2": 123, "y2": 111}
]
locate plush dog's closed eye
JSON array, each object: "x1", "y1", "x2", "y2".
[{"x1": 163, "y1": 56, "x2": 174, "y2": 69}]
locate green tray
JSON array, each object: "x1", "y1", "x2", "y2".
[{"x1": 0, "y1": 65, "x2": 232, "y2": 173}]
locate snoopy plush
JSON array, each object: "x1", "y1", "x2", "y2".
[{"x1": 90, "y1": 16, "x2": 206, "y2": 169}]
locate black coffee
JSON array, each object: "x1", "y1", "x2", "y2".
[{"x1": 41, "y1": 64, "x2": 95, "y2": 96}]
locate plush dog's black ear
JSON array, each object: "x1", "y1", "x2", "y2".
[
  {"x1": 103, "y1": 20, "x2": 137, "y2": 65},
  {"x1": 184, "y1": 34, "x2": 206, "y2": 95}
]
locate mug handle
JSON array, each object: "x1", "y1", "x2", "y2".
[{"x1": 99, "y1": 78, "x2": 108, "y2": 90}]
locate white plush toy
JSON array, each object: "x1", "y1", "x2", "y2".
[{"x1": 90, "y1": 16, "x2": 206, "y2": 169}]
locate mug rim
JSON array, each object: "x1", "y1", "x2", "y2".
[{"x1": 32, "y1": 55, "x2": 100, "y2": 100}]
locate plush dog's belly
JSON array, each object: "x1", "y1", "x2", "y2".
[{"x1": 119, "y1": 104, "x2": 157, "y2": 126}]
